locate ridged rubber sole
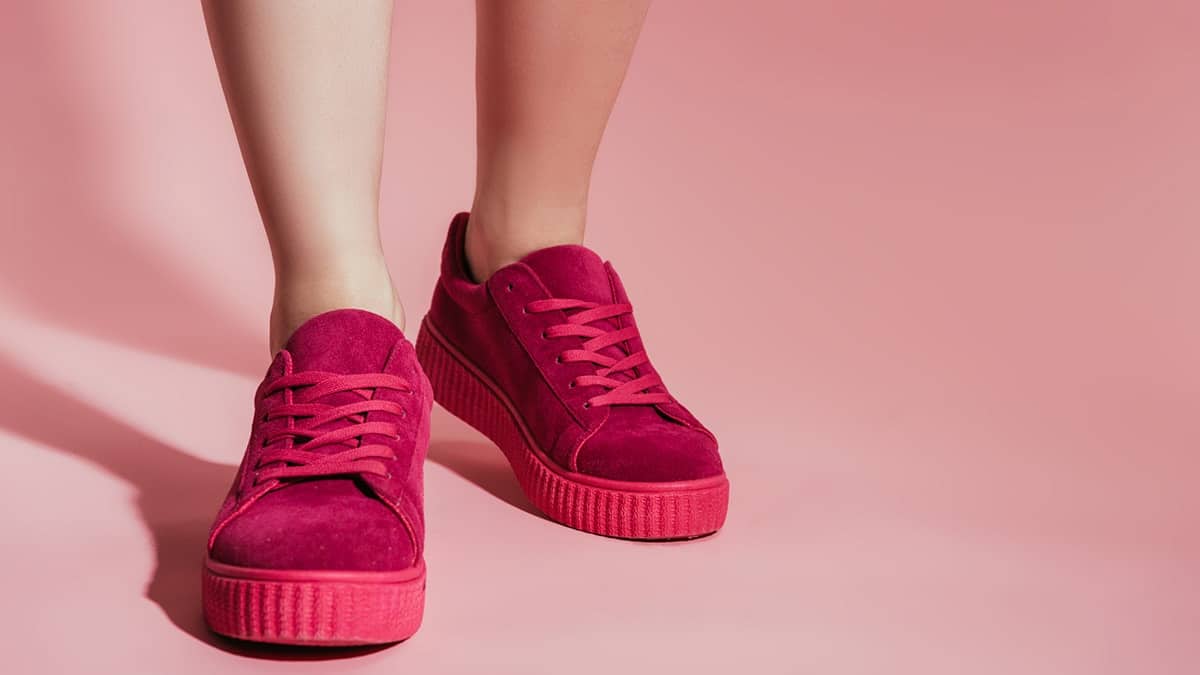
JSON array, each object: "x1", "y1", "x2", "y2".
[
  {"x1": 202, "y1": 558, "x2": 425, "y2": 646},
  {"x1": 416, "y1": 318, "x2": 729, "y2": 540}
]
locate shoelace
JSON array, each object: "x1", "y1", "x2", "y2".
[
  {"x1": 526, "y1": 298, "x2": 672, "y2": 408},
  {"x1": 254, "y1": 372, "x2": 411, "y2": 483}
]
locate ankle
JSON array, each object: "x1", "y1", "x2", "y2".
[
  {"x1": 465, "y1": 202, "x2": 587, "y2": 282},
  {"x1": 269, "y1": 269, "x2": 404, "y2": 353}
]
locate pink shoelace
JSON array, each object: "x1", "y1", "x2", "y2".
[
  {"x1": 526, "y1": 298, "x2": 672, "y2": 408},
  {"x1": 254, "y1": 372, "x2": 411, "y2": 483}
]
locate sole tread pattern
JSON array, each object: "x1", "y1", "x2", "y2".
[{"x1": 202, "y1": 567, "x2": 425, "y2": 646}]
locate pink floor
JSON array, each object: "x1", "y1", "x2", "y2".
[{"x1": 1, "y1": 2, "x2": 1197, "y2": 673}]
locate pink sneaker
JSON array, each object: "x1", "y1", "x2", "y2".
[
  {"x1": 417, "y1": 213, "x2": 729, "y2": 539},
  {"x1": 202, "y1": 310, "x2": 431, "y2": 646}
]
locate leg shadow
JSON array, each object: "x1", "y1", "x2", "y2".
[{"x1": 426, "y1": 438, "x2": 540, "y2": 517}]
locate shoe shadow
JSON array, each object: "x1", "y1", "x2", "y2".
[
  {"x1": 0, "y1": 355, "x2": 392, "y2": 661},
  {"x1": 0, "y1": 356, "x2": 227, "y2": 644},
  {"x1": 425, "y1": 437, "x2": 540, "y2": 518}
]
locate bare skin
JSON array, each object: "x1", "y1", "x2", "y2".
[
  {"x1": 202, "y1": 0, "x2": 400, "y2": 351},
  {"x1": 467, "y1": 0, "x2": 651, "y2": 281},
  {"x1": 202, "y1": 0, "x2": 651, "y2": 350}
]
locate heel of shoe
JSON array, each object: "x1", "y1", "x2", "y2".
[{"x1": 416, "y1": 319, "x2": 527, "y2": 462}]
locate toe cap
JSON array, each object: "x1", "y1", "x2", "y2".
[
  {"x1": 210, "y1": 478, "x2": 416, "y2": 572},
  {"x1": 574, "y1": 410, "x2": 724, "y2": 483}
]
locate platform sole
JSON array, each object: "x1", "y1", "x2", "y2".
[{"x1": 202, "y1": 558, "x2": 425, "y2": 646}]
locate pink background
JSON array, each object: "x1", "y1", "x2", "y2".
[{"x1": 1, "y1": 1, "x2": 1197, "y2": 673}]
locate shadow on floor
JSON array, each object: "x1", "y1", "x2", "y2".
[
  {"x1": 0, "y1": 355, "x2": 404, "y2": 661},
  {"x1": 426, "y1": 438, "x2": 540, "y2": 517}
]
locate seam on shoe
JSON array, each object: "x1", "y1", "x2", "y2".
[
  {"x1": 567, "y1": 417, "x2": 605, "y2": 473},
  {"x1": 208, "y1": 482, "x2": 274, "y2": 551},
  {"x1": 370, "y1": 338, "x2": 423, "y2": 564},
  {"x1": 386, "y1": 493, "x2": 422, "y2": 566}
]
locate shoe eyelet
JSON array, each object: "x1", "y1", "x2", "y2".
[
  {"x1": 541, "y1": 330, "x2": 548, "y2": 339},
  {"x1": 400, "y1": 409, "x2": 407, "y2": 418},
  {"x1": 582, "y1": 402, "x2": 591, "y2": 409},
  {"x1": 555, "y1": 356, "x2": 562, "y2": 364},
  {"x1": 568, "y1": 381, "x2": 576, "y2": 389},
  {"x1": 506, "y1": 283, "x2": 514, "y2": 292}
]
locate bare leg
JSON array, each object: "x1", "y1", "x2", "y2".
[
  {"x1": 202, "y1": 0, "x2": 402, "y2": 351},
  {"x1": 467, "y1": 0, "x2": 651, "y2": 281}
]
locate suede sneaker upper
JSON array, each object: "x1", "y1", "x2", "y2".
[
  {"x1": 207, "y1": 309, "x2": 431, "y2": 572},
  {"x1": 425, "y1": 212, "x2": 724, "y2": 485}
]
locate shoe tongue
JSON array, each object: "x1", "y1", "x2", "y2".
[
  {"x1": 519, "y1": 245, "x2": 613, "y2": 304},
  {"x1": 283, "y1": 309, "x2": 401, "y2": 374}
]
